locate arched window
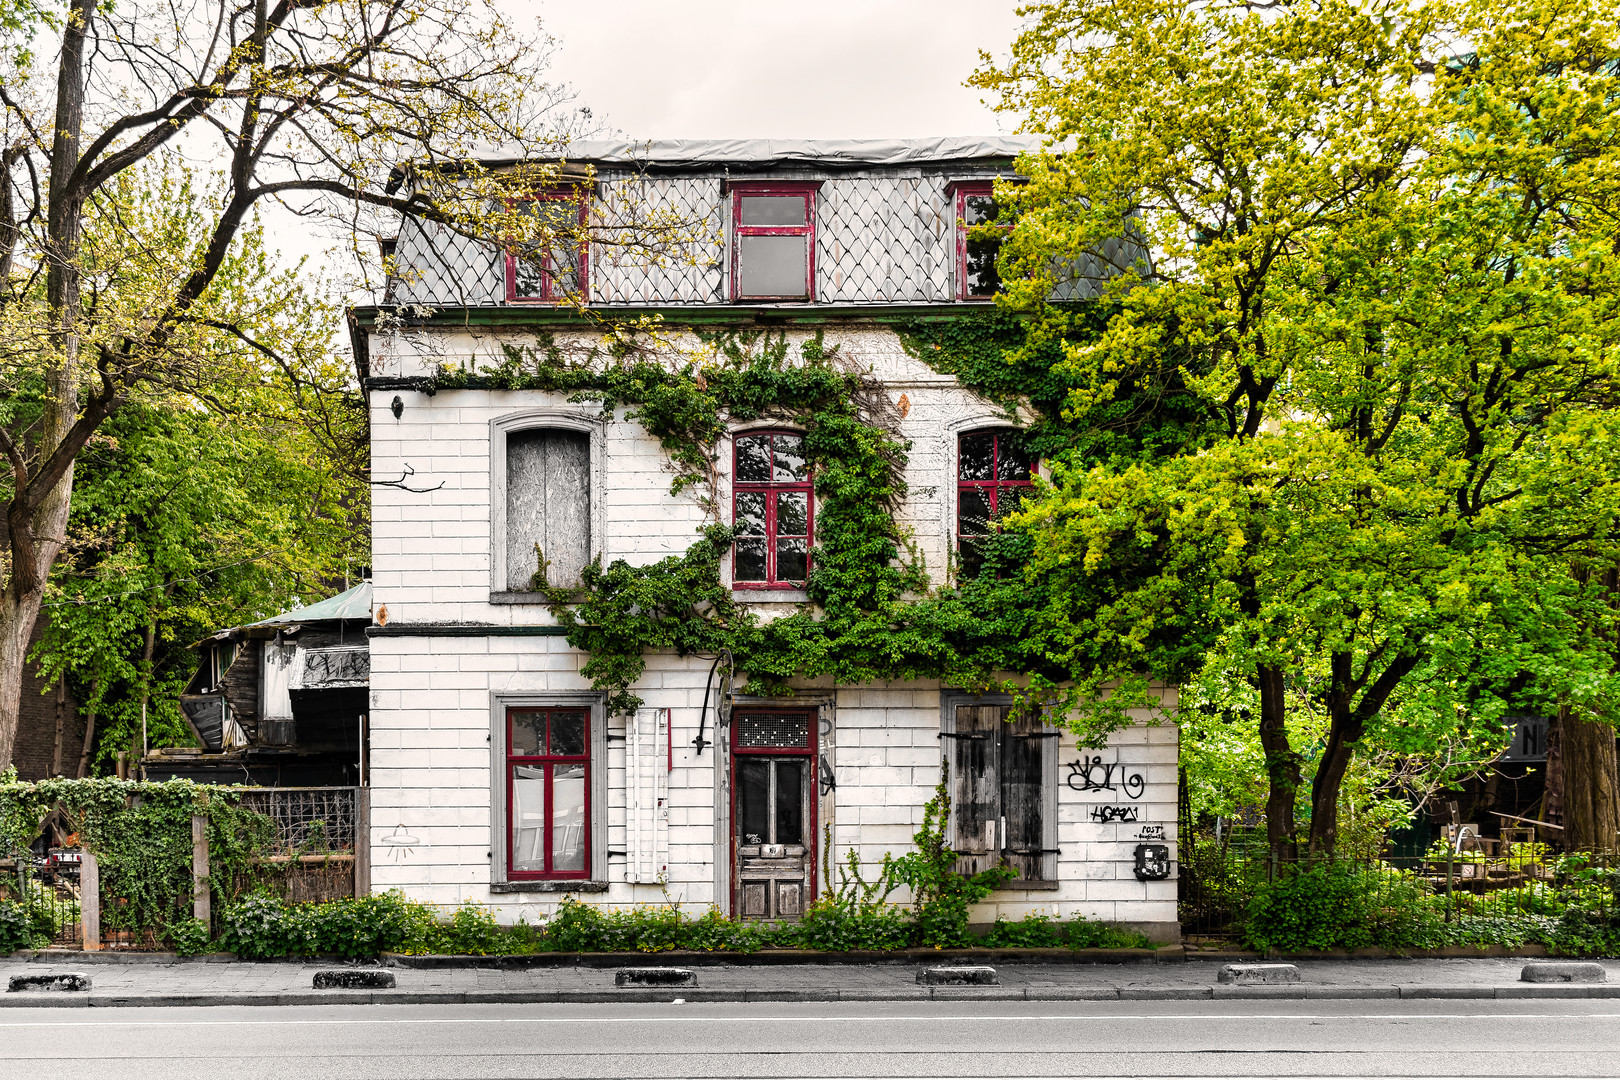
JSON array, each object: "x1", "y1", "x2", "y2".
[
  {"x1": 732, "y1": 430, "x2": 812, "y2": 588},
  {"x1": 957, "y1": 428, "x2": 1033, "y2": 578}
]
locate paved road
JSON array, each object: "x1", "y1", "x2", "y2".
[{"x1": 3, "y1": 999, "x2": 1618, "y2": 1079}]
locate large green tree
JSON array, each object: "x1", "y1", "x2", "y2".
[
  {"x1": 974, "y1": 0, "x2": 1620, "y2": 855},
  {"x1": 0, "y1": 0, "x2": 593, "y2": 770}
]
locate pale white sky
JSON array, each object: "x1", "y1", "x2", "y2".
[{"x1": 528, "y1": 0, "x2": 1027, "y2": 139}]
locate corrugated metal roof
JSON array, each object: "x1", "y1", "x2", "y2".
[
  {"x1": 251, "y1": 582, "x2": 372, "y2": 626},
  {"x1": 482, "y1": 136, "x2": 1045, "y2": 169}
]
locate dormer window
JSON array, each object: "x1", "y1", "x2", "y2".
[
  {"x1": 954, "y1": 183, "x2": 1006, "y2": 300},
  {"x1": 506, "y1": 192, "x2": 588, "y2": 303},
  {"x1": 730, "y1": 183, "x2": 819, "y2": 302}
]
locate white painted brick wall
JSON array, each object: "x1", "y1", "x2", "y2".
[
  {"x1": 366, "y1": 323, "x2": 1179, "y2": 934},
  {"x1": 369, "y1": 638, "x2": 1178, "y2": 931}
]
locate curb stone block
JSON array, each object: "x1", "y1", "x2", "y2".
[
  {"x1": 8, "y1": 972, "x2": 91, "y2": 992},
  {"x1": 1218, "y1": 963, "x2": 1301, "y2": 984},
  {"x1": 313, "y1": 970, "x2": 396, "y2": 990},
  {"x1": 918, "y1": 966, "x2": 998, "y2": 986},
  {"x1": 1521, "y1": 962, "x2": 1606, "y2": 984},
  {"x1": 615, "y1": 967, "x2": 697, "y2": 987}
]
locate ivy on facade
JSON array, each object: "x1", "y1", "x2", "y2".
[{"x1": 424, "y1": 308, "x2": 1194, "y2": 728}]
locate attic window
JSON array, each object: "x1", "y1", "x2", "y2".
[
  {"x1": 505, "y1": 192, "x2": 588, "y2": 303},
  {"x1": 955, "y1": 183, "x2": 1006, "y2": 300},
  {"x1": 730, "y1": 183, "x2": 819, "y2": 301}
]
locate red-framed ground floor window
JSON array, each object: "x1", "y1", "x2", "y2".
[{"x1": 506, "y1": 705, "x2": 591, "y2": 879}]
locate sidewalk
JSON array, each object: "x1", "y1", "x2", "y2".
[{"x1": 4, "y1": 953, "x2": 1619, "y2": 1007}]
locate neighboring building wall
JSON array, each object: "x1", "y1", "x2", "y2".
[{"x1": 12, "y1": 614, "x2": 82, "y2": 780}]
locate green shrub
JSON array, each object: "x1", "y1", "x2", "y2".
[
  {"x1": 0, "y1": 900, "x2": 34, "y2": 953},
  {"x1": 1065, "y1": 918, "x2": 1153, "y2": 950},
  {"x1": 983, "y1": 913, "x2": 1064, "y2": 948},
  {"x1": 434, "y1": 904, "x2": 505, "y2": 956},
  {"x1": 782, "y1": 896, "x2": 914, "y2": 951},
  {"x1": 219, "y1": 892, "x2": 288, "y2": 959},
  {"x1": 166, "y1": 917, "x2": 212, "y2": 956},
  {"x1": 1244, "y1": 862, "x2": 1448, "y2": 952}
]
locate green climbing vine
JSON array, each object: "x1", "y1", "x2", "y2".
[
  {"x1": 426, "y1": 309, "x2": 1194, "y2": 729},
  {"x1": 0, "y1": 775, "x2": 283, "y2": 942}
]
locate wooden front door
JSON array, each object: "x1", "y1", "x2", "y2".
[{"x1": 732, "y1": 709, "x2": 816, "y2": 921}]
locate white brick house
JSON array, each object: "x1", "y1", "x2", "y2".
[{"x1": 354, "y1": 138, "x2": 1180, "y2": 941}]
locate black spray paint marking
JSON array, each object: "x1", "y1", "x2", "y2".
[{"x1": 1066, "y1": 757, "x2": 1146, "y2": 799}]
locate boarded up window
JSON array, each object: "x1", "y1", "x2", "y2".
[
  {"x1": 506, "y1": 429, "x2": 590, "y2": 591},
  {"x1": 946, "y1": 703, "x2": 1054, "y2": 883}
]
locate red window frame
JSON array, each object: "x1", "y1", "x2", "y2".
[
  {"x1": 729, "y1": 707, "x2": 819, "y2": 898},
  {"x1": 729, "y1": 182, "x2": 819, "y2": 302},
  {"x1": 957, "y1": 429, "x2": 1034, "y2": 569},
  {"x1": 504, "y1": 190, "x2": 589, "y2": 304},
  {"x1": 731, "y1": 430, "x2": 813, "y2": 590},
  {"x1": 954, "y1": 182, "x2": 1008, "y2": 301},
  {"x1": 504, "y1": 706, "x2": 591, "y2": 880}
]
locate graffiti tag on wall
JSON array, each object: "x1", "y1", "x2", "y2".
[
  {"x1": 1089, "y1": 805, "x2": 1140, "y2": 823},
  {"x1": 1066, "y1": 756, "x2": 1146, "y2": 799}
]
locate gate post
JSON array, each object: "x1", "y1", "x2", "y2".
[
  {"x1": 355, "y1": 786, "x2": 371, "y2": 897},
  {"x1": 80, "y1": 852, "x2": 100, "y2": 951},
  {"x1": 192, "y1": 815, "x2": 210, "y2": 923}
]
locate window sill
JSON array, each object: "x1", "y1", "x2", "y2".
[
  {"x1": 490, "y1": 880, "x2": 610, "y2": 894},
  {"x1": 732, "y1": 588, "x2": 809, "y2": 604},
  {"x1": 994, "y1": 878, "x2": 1061, "y2": 892}
]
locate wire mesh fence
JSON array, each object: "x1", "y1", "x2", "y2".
[{"x1": 236, "y1": 787, "x2": 358, "y2": 854}]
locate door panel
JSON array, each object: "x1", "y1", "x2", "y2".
[{"x1": 733, "y1": 750, "x2": 813, "y2": 921}]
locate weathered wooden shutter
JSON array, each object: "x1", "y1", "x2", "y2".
[
  {"x1": 507, "y1": 429, "x2": 591, "y2": 590},
  {"x1": 626, "y1": 707, "x2": 669, "y2": 884},
  {"x1": 950, "y1": 704, "x2": 1005, "y2": 875},
  {"x1": 1001, "y1": 710, "x2": 1048, "y2": 882}
]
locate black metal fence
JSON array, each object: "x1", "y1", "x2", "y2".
[
  {"x1": 1179, "y1": 825, "x2": 1616, "y2": 944},
  {"x1": 1, "y1": 852, "x2": 82, "y2": 947}
]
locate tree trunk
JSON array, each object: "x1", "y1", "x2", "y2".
[
  {"x1": 75, "y1": 676, "x2": 101, "y2": 779},
  {"x1": 0, "y1": 0, "x2": 94, "y2": 771},
  {"x1": 1548, "y1": 704, "x2": 1620, "y2": 852},
  {"x1": 1307, "y1": 651, "x2": 1422, "y2": 857},
  {"x1": 1257, "y1": 663, "x2": 1300, "y2": 863}
]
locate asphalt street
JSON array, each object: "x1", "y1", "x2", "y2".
[{"x1": 2, "y1": 999, "x2": 1616, "y2": 1079}]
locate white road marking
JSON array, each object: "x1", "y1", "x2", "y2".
[{"x1": 0, "y1": 1011, "x2": 1617, "y2": 1028}]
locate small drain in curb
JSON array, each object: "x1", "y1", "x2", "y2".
[
  {"x1": 8, "y1": 972, "x2": 91, "y2": 993},
  {"x1": 918, "y1": 966, "x2": 998, "y2": 986},
  {"x1": 1218, "y1": 964, "x2": 1301, "y2": 984},
  {"x1": 313, "y1": 970, "x2": 396, "y2": 990},
  {"x1": 616, "y1": 967, "x2": 697, "y2": 987},
  {"x1": 1521, "y1": 962, "x2": 1606, "y2": 984}
]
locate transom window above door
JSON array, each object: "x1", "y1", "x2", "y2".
[
  {"x1": 732, "y1": 431, "x2": 812, "y2": 589},
  {"x1": 730, "y1": 183, "x2": 819, "y2": 302}
]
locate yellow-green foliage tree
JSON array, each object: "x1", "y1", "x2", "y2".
[
  {"x1": 0, "y1": 0, "x2": 592, "y2": 769},
  {"x1": 974, "y1": 0, "x2": 1620, "y2": 855}
]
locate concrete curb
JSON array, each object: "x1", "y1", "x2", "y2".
[{"x1": 6, "y1": 983, "x2": 1620, "y2": 1009}]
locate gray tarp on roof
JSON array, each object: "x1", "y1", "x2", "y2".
[
  {"x1": 479, "y1": 136, "x2": 1044, "y2": 170},
  {"x1": 250, "y1": 581, "x2": 372, "y2": 626}
]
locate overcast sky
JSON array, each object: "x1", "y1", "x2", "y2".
[{"x1": 528, "y1": 0, "x2": 1028, "y2": 140}]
